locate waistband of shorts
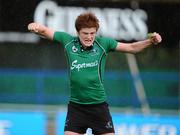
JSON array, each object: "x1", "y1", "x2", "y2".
[{"x1": 69, "y1": 101, "x2": 107, "y2": 107}]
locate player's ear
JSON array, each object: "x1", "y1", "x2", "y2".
[{"x1": 76, "y1": 31, "x2": 80, "y2": 36}]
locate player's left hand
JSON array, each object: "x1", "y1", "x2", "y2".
[{"x1": 148, "y1": 32, "x2": 162, "y2": 45}]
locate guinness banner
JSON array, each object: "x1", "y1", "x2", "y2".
[{"x1": 0, "y1": 0, "x2": 179, "y2": 47}]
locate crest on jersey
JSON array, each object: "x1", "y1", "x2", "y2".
[
  {"x1": 90, "y1": 48, "x2": 98, "y2": 56},
  {"x1": 72, "y1": 46, "x2": 78, "y2": 52}
]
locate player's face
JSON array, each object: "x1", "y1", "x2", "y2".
[{"x1": 77, "y1": 27, "x2": 97, "y2": 48}]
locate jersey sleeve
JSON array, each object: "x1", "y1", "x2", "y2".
[
  {"x1": 96, "y1": 37, "x2": 118, "y2": 53},
  {"x1": 107, "y1": 38, "x2": 118, "y2": 52},
  {"x1": 53, "y1": 31, "x2": 74, "y2": 48}
]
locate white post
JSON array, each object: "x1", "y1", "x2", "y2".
[{"x1": 126, "y1": 53, "x2": 150, "y2": 114}]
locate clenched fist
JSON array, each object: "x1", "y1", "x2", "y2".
[
  {"x1": 148, "y1": 32, "x2": 162, "y2": 45},
  {"x1": 28, "y1": 22, "x2": 40, "y2": 33}
]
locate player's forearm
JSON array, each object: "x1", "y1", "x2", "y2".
[
  {"x1": 130, "y1": 39, "x2": 153, "y2": 53},
  {"x1": 129, "y1": 33, "x2": 162, "y2": 53},
  {"x1": 116, "y1": 32, "x2": 162, "y2": 54},
  {"x1": 131, "y1": 32, "x2": 162, "y2": 53},
  {"x1": 28, "y1": 22, "x2": 54, "y2": 40}
]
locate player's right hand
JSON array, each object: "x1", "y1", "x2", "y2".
[{"x1": 28, "y1": 22, "x2": 40, "y2": 33}]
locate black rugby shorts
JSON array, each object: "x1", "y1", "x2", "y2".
[{"x1": 64, "y1": 101, "x2": 115, "y2": 134}]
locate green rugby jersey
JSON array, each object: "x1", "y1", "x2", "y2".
[{"x1": 53, "y1": 31, "x2": 118, "y2": 104}]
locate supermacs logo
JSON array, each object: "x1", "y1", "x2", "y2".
[{"x1": 71, "y1": 60, "x2": 98, "y2": 71}]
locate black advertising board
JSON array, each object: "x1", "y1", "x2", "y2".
[{"x1": 0, "y1": 0, "x2": 179, "y2": 47}]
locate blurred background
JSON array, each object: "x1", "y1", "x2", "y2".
[{"x1": 0, "y1": 0, "x2": 179, "y2": 135}]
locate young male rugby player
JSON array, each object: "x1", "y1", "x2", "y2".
[{"x1": 28, "y1": 12, "x2": 162, "y2": 135}]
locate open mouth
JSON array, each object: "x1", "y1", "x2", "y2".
[
  {"x1": 85, "y1": 39, "x2": 91, "y2": 42},
  {"x1": 84, "y1": 40, "x2": 92, "y2": 44}
]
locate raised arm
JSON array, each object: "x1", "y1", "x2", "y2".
[
  {"x1": 115, "y1": 32, "x2": 162, "y2": 54},
  {"x1": 28, "y1": 22, "x2": 54, "y2": 40}
]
